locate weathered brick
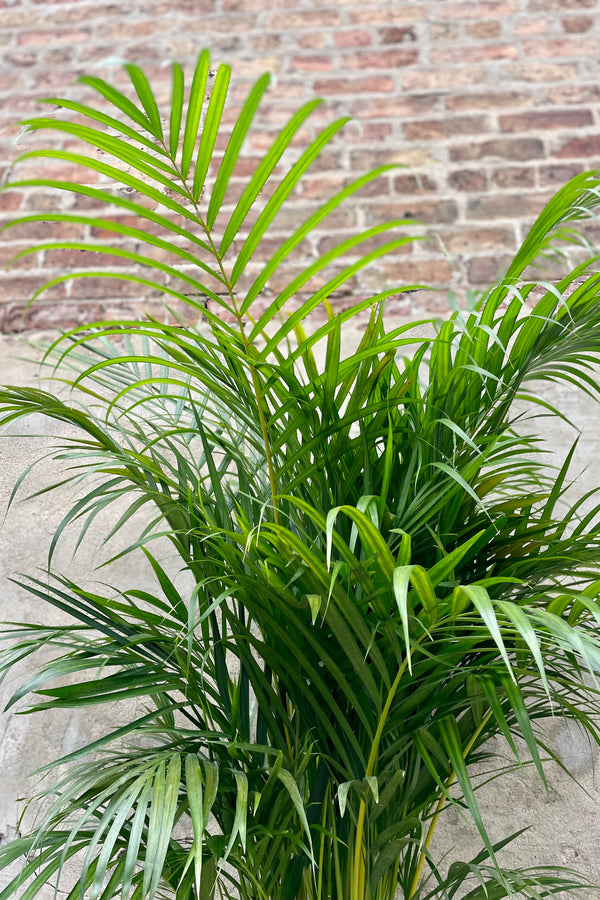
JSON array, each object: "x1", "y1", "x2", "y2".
[
  {"x1": 561, "y1": 15, "x2": 594, "y2": 31},
  {"x1": 516, "y1": 18, "x2": 548, "y2": 33},
  {"x1": 0, "y1": 274, "x2": 67, "y2": 301},
  {"x1": 0, "y1": 243, "x2": 38, "y2": 268},
  {"x1": 528, "y1": 0, "x2": 595, "y2": 9},
  {"x1": 439, "y1": 0, "x2": 517, "y2": 18},
  {"x1": 2, "y1": 0, "x2": 600, "y2": 328},
  {"x1": 549, "y1": 84, "x2": 600, "y2": 104},
  {"x1": 557, "y1": 136, "x2": 600, "y2": 158},
  {"x1": 431, "y1": 43, "x2": 518, "y2": 64},
  {"x1": 538, "y1": 162, "x2": 585, "y2": 186},
  {"x1": 379, "y1": 26, "x2": 418, "y2": 43},
  {"x1": 266, "y1": 9, "x2": 342, "y2": 29},
  {"x1": 499, "y1": 109, "x2": 593, "y2": 132},
  {"x1": 295, "y1": 32, "x2": 327, "y2": 49},
  {"x1": 466, "y1": 193, "x2": 553, "y2": 219},
  {"x1": 344, "y1": 121, "x2": 393, "y2": 143},
  {"x1": 333, "y1": 29, "x2": 372, "y2": 48},
  {"x1": 523, "y1": 38, "x2": 599, "y2": 58},
  {"x1": 317, "y1": 231, "x2": 414, "y2": 256},
  {"x1": 402, "y1": 66, "x2": 485, "y2": 90},
  {"x1": 348, "y1": 6, "x2": 426, "y2": 24},
  {"x1": 467, "y1": 254, "x2": 515, "y2": 283},
  {"x1": 448, "y1": 169, "x2": 488, "y2": 191},
  {"x1": 289, "y1": 55, "x2": 335, "y2": 72},
  {"x1": 510, "y1": 62, "x2": 578, "y2": 81},
  {"x1": 340, "y1": 49, "x2": 419, "y2": 69},
  {"x1": 361, "y1": 258, "x2": 454, "y2": 289},
  {"x1": 4, "y1": 220, "x2": 85, "y2": 241},
  {"x1": 451, "y1": 138, "x2": 545, "y2": 162},
  {"x1": 492, "y1": 166, "x2": 536, "y2": 188},
  {"x1": 465, "y1": 20, "x2": 502, "y2": 38},
  {"x1": 445, "y1": 90, "x2": 534, "y2": 111},
  {"x1": 440, "y1": 225, "x2": 517, "y2": 253},
  {"x1": 0, "y1": 191, "x2": 23, "y2": 212},
  {"x1": 314, "y1": 76, "x2": 395, "y2": 95},
  {"x1": 430, "y1": 22, "x2": 461, "y2": 40},
  {"x1": 18, "y1": 29, "x2": 90, "y2": 46},
  {"x1": 393, "y1": 174, "x2": 439, "y2": 194},
  {"x1": 404, "y1": 115, "x2": 488, "y2": 141},
  {"x1": 349, "y1": 95, "x2": 438, "y2": 118},
  {"x1": 366, "y1": 199, "x2": 458, "y2": 226}
]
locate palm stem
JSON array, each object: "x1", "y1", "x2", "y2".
[{"x1": 407, "y1": 709, "x2": 494, "y2": 900}]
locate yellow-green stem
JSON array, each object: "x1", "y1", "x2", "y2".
[
  {"x1": 352, "y1": 656, "x2": 410, "y2": 899},
  {"x1": 407, "y1": 709, "x2": 494, "y2": 900}
]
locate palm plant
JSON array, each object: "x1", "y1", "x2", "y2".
[{"x1": 1, "y1": 49, "x2": 600, "y2": 900}]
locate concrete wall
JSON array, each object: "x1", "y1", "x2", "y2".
[
  {"x1": 1, "y1": 326, "x2": 600, "y2": 898},
  {"x1": 1, "y1": 0, "x2": 600, "y2": 330}
]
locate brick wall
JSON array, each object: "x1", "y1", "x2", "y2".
[{"x1": 0, "y1": 0, "x2": 599, "y2": 331}]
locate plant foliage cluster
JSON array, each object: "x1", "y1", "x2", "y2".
[{"x1": 1, "y1": 50, "x2": 600, "y2": 900}]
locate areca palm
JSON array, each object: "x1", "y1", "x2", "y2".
[{"x1": 1, "y1": 50, "x2": 600, "y2": 899}]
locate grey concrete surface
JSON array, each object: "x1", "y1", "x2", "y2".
[{"x1": 0, "y1": 327, "x2": 599, "y2": 898}]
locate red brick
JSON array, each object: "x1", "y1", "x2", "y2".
[
  {"x1": 466, "y1": 20, "x2": 502, "y2": 38},
  {"x1": 403, "y1": 66, "x2": 485, "y2": 90},
  {"x1": 467, "y1": 254, "x2": 515, "y2": 284},
  {"x1": 439, "y1": 0, "x2": 517, "y2": 18},
  {"x1": 557, "y1": 136, "x2": 600, "y2": 158},
  {"x1": 393, "y1": 174, "x2": 438, "y2": 194},
  {"x1": 440, "y1": 225, "x2": 516, "y2": 252},
  {"x1": 350, "y1": 95, "x2": 438, "y2": 118},
  {"x1": 0, "y1": 274, "x2": 67, "y2": 302},
  {"x1": 296, "y1": 32, "x2": 327, "y2": 49},
  {"x1": 333, "y1": 29, "x2": 372, "y2": 47},
  {"x1": 430, "y1": 22, "x2": 461, "y2": 40},
  {"x1": 43, "y1": 248, "x2": 136, "y2": 269},
  {"x1": 431, "y1": 43, "x2": 518, "y2": 63},
  {"x1": 268, "y1": 205, "x2": 357, "y2": 232},
  {"x1": 445, "y1": 90, "x2": 534, "y2": 111},
  {"x1": 562, "y1": 15, "x2": 594, "y2": 31},
  {"x1": 550, "y1": 85, "x2": 600, "y2": 104},
  {"x1": 340, "y1": 49, "x2": 419, "y2": 69},
  {"x1": 348, "y1": 6, "x2": 426, "y2": 24},
  {"x1": 499, "y1": 109, "x2": 593, "y2": 132},
  {"x1": 314, "y1": 76, "x2": 395, "y2": 95},
  {"x1": 466, "y1": 193, "x2": 551, "y2": 219},
  {"x1": 351, "y1": 149, "x2": 437, "y2": 169},
  {"x1": 344, "y1": 121, "x2": 393, "y2": 143},
  {"x1": 516, "y1": 18, "x2": 548, "y2": 33},
  {"x1": 365, "y1": 199, "x2": 458, "y2": 226},
  {"x1": 18, "y1": 29, "x2": 90, "y2": 46},
  {"x1": 538, "y1": 163, "x2": 585, "y2": 186},
  {"x1": 510, "y1": 62, "x2": 578, "y2": 81},
  {"x1": 529, "y1": 0, "x2": 595, "y2": 8},
  {"x1": 451, "y1": 138, "x2": 545, "y2": 162},
  {"x1": 361, "y1": 258, "x2": 454, "y2": 288},
  {"x1": 318, "y1": 231, "x2": 413, "y2": 256},
  {"x1": 223, "y1": 0, "x2": 293, "y2": 8},
  {"x1": 379, "y1": 26, "x2": 418, "y2": 43},
  {"x1": 0, "y1": 243, "x2": 39, "y2": 268},
  {"x1": 3, "y1": 50, "x2": 37, "y2": 67},
  {"x1": 523, "y1": 38, "x2": 599, "y2": 57},
  {"x1": 448, "y1": 169, "x2": 488, "y2": 191},
  {"x1": 289, "y1": 55, "x2": 335, "y2": 72},
  {"x1": 266, "y1": 9, "x2": 342, "y2": 28},
  {"x1": 68, "y1": 276, "x2": 163, "y2": 299},
  {"x1": 0, "y1": 191, "x2": 23, "y2": 212},
  {"x1": 403, "y1": 115, "x2": 488, "y2": 141},
  {"x1": 4, "y1": 221, "x2": 85, "y2": 241},
  {"x1": 492, "y1": 166, "x2": 536, "y2": 188}
]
